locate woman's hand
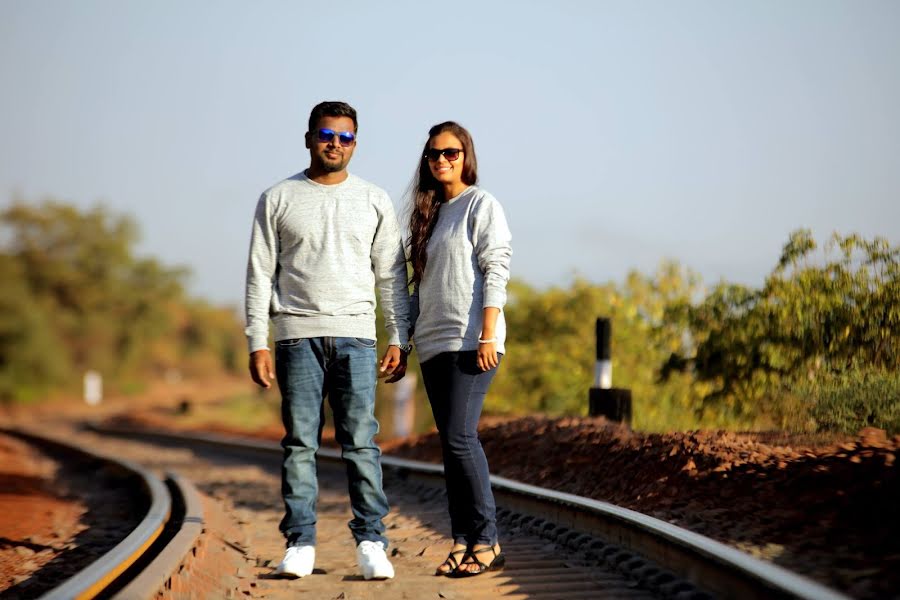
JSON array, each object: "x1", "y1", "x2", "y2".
[
  {"x1": 478, "y1": 307, "x2": 501, "y2": 371},
  {"x1": 477, "y1": 340, "x2": 499, "y2": 371}
]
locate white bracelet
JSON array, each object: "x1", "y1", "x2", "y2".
[{"x1": 478, "y1": 338, "x2": 497, "y2": 344}]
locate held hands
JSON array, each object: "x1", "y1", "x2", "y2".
[
  {"x1": 379, "y1": 345, "x2": 408, "y2": 383},
  {"x1": 249, "y1": 349, "x2": 275, "y2": 389}
]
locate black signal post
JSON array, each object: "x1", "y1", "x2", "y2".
[{"x1": 588, "y1": 317, "x2": 632, "y2": 423}]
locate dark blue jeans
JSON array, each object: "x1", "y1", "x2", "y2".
[
  {"x1": 275, "y1": 336, "x2": 389, "y2": 548},
  {"x1": 420, "y1": 350, "x2": 501, "y2": 547}
]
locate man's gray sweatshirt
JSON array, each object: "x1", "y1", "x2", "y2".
[
  {"x1": 410, "y1": 186, "x2": 512, "y2": 363},
  {"x1": 244, "y1": 171, "x2": 410, "y2": 353}
]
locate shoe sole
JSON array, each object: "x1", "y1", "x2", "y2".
[
  {"x1": 274, "y1": 569, "x2": 312, "y2": 578},
  {"x1": 363, "y1": 571, "x2": 394, "y2": 580},
  {"x1": 274, "y1": 563, "x2": 314, "y2": 578}
]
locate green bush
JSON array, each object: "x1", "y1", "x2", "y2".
[
  {"x1": 799, "y1": 370, "x2": 900, "y2": 435},
  {"x1": 662, "y1": 230, "x2": 900, "y2": 424},
  {"x1": 1, "y1": 200, "x2": 246, "y2": 404}
]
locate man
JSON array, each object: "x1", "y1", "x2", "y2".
[{"x1": 245, "y1": 101, "x2": 411, "y2": 580}]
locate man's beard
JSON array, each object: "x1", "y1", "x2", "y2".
[{"x1": 320, "y1": 155, "x2": 346, "y2": 172}]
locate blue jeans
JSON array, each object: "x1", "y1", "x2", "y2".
[
  {"x1": 274, "y1": 336, "x2": 389, "y2": 548},
  {"x1": 420, "y1": 351, "x2": 501, "y2": 547}
]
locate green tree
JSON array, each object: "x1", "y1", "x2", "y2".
[
  {"x1": 663, "y1": 229, "x2": 900, "y2": 431},
  {"x1": 488, "y1": 263, "x2": 714, "y2": 430},
  {"x1": 0, "y1": 254, "x2": 70, "y2": 402},
  {"x1": 0, "y1": 199, "x2": 246, "y2": 403}
]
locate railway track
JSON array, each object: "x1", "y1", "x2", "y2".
[
  {"x1": 5, "y1": 423, "x2": 852, "y2": 600},
  {"x1": 2, "y1": 428, "x2": 204, "y2": 600}
]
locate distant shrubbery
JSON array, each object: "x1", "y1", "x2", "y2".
[
  {"x1": 660, "y1": 230, "x2": 900, "y2": 434},
  {"x1": 0, "y1": 200, "x2": 245, "y2": 403},
  {"x1": 470, "y1": 230, "x2": 899, "y2": 434},
  {"x1": 487, "y1": 264, "x2": 715, "y2": 431},
  {"x1": 5, "y1": 199, "x2": 897, "y2": 435},
  {"x1": 801, "y1": 370, "x2": 900, "y2": 434}
]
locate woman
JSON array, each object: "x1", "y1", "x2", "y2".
[{"x1": 406, "y1": 121, "x2": 512, "y2": 577}]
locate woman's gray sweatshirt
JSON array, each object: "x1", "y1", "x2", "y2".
[{"x1": 410, "y1": 186, "x2": 512, "y2": 363}]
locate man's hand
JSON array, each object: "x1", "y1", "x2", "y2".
[
  {"x1": 379, "y1": 345, "x2": 407, "y2": 383},
  {"x1": 249, "y1": 349, "x2": 275, "y2": 389}
]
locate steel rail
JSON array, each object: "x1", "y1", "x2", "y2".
[
  {"x1": 85, "y1": 424, "x2": 851, "y2": 600},
  {"x1": 485, "y1": 474, "x2": 850, "y2": 600},
  {"x1": 6, "y1": 427, "x2": 171, "y2": 600},
  {"x1": 110, "y1": 472, "x2": 204, "y2": 599}
]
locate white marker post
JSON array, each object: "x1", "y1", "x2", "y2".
[
  {"x1": 594, "y1": 317, "x2": 613, "y2": 389},
  {"x1": 588, "y1": 318, "x2": 632, "y2": 423},
  {"x1": 84, "y1": 370, "x2": 103, "y2": 406},
  {"x1": 393, "y1": 372, "x2": 416, "y2": 439}
]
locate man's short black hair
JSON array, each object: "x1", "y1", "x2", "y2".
[{"x1": 308, "y1": 101, "x2": 358, "y2": 133}]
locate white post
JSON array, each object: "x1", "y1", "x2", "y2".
[
  {"x1": 84, "y1": 370, "x2": 103, "y2": 406},
  {"x1": 393, "y1": 372, "x2": 416, "y2": 438},
  {"x1": 593, "y1": 318, "x2": 612, "y2": 389}
]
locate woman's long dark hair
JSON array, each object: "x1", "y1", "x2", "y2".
[{"x1": 407, "y1": 121, "x2": 478, "y2": 285}]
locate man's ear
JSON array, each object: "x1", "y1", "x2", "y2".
[{"x1": 304, "y1": 131, "x2": 312, "y2": 150}]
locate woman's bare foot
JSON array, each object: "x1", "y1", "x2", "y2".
[{"x1": 435, "y1": 542, "x2": 468, "y2": 576}]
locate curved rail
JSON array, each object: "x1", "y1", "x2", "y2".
[
  {"x1": 110, "y1": 472, "x2": 205, "y2": 599},
  {"x1": 6, "y1": 428, "x2": 202, "y2": 600},
  {"x1": 8, "y1": 427, "x2": 170, "y2": 599},
  {"x1": 85, "y1": 424, "x2": 851, "y2": 600}
]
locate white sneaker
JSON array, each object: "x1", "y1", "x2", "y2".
[
  {"x1": 274, "y1": 544, "x2": 315, "y2": 578},
  {"x1": 356, "y1": 540, "x2": 395, "y2": 580}
]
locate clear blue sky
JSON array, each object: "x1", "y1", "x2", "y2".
[{"x1": 2, "y1": 1, "x2": 898, "y2": 306}]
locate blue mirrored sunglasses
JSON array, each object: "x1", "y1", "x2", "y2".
[{"x1": 315, "y1": 128, "x2": 356, "y2": 147}]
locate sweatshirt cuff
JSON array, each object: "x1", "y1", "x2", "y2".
[
  {"x1": 248, "y1": 336, "x2": 270, "y2": 354},
  {"x1": 385, "y1": 328, "x2": 408, "y2": 346},
  {"x1": 483, "y1": 288, "x2": 507, "y2": 309}
]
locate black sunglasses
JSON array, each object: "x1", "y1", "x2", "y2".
[
  {"x1": 315, "y1": 128, "x2": 356, "y2": 147},
  {"x1": 424, "y1": 148, "x2": 463, "y2": 162}
]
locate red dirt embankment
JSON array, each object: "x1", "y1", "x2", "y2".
[{"x1": 384, "y1": 417, "x2": 899, "y2": 599}]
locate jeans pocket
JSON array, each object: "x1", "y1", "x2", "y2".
[
  {"x1": 352, "y1": 337, "x2": 377, "y2": 348},
  {"x1": 276, "y1": 338, "x2": 304, "y2": 347}
]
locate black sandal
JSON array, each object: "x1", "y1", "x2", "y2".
[
  {"x1": 449, "y1": 544, "x2": 505, "y2": 578},
  {"x1": 435, "y1": 548, "x2": 467, "y2": 576}
]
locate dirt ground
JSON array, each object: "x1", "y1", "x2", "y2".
[
  {"x1": 100, "y1": 406, "x2": 899, "y2": 598},
  {"x1": 0, "y1": 434, "x2": 88, "y2": 593},
  {"x1": 0, "y1": 376, "x2": 253, "y2": 595},
  {"x1": 387, "y1": 417, "x2": 899, "y2": 598},
  {"x1": 2, "y1": 377, "x2": 898, "y2": 598}
]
